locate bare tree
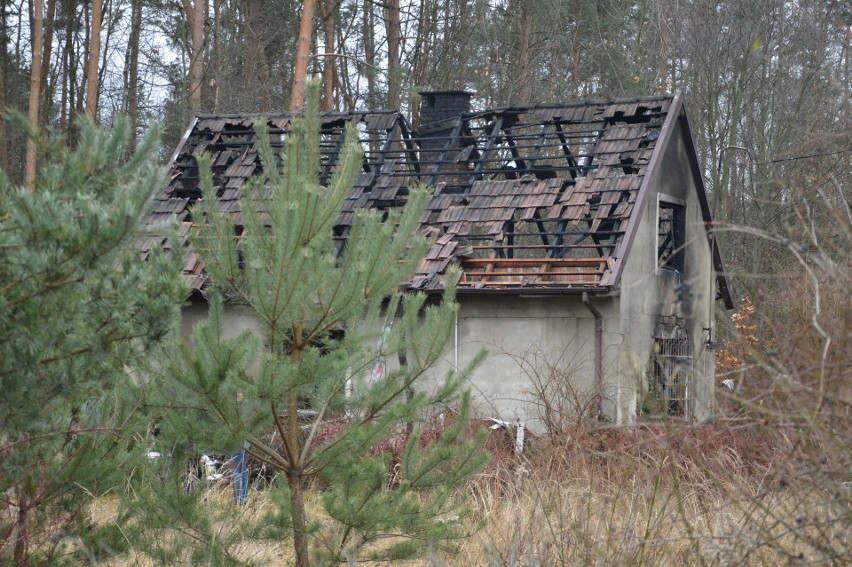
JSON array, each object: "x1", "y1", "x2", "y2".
[
  {"x1": 318, "y1": 0, "x2": 336, "y2": 111},
  {"x1": 515, "y1": 0, "x2": 532, "y2": 105},
  {"x1": 383, "y1": 0, "x2": 400, "y2": 108},
  {"x1": 363, "y1": 0, "x2": 376, "y2": 109},
  {"x1": 124, "y1": 0, "x2": 143, "y2": 150},
  {"x1": 242, "y1": 0, "x2": 273, "y2": 111},
  {"x1": 290, "y1": 0, "x2": 316, "y2": 112},
  {"x1": 84, "y1": 0, "x2": 101, "y2": 121},
  {"x1": 58, "y1": 0, "x2": 78, "y2": 134},
  {"x1": 0, "y1": 0, "x2": 10, "y2": 172},
  {"x1": 24, "y1": 0, "x2": 44, "y2": 189},
  {"x1": 211, "y1": 0, "x2": 220, "y2": 109},
  {"x1": 182, "y1": 0, "x2": 206, "y2": 112},
  {"x1": 37, "y1": 0, "x2": 56, "y2": 126}
]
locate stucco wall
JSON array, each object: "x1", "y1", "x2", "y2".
[
  {"x1": 618, "y1": 115, "x2": 717, "y2": 421},
  {"x1": 414, "y1": 294, "x2": 633, "y2": 431},
  {"x1": 181, "y1": 293, "x2": 626, "y2": 431},
  {"x1": 181, "y1": 298, "x2": 264, "y2": 341}
]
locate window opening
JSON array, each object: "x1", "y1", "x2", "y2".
[{"x1": 658, "y1": 199, "x2": 685, "y2": 272}]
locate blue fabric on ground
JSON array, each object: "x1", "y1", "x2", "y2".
[{"x1": 232, "y1": 448, "x2": 248, "y2": 504}]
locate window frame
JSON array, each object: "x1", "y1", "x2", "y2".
[{"x1": 656, "y1": 194, "x2": 687, "y2": 275}]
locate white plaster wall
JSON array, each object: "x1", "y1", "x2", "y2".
[
  {"x1": 416, "y1": 295, "x2": 633, "y2": 431},
  {"x1": 180, "y1": 298, "x2": 265, "y2": 375},
  {"x1": 180, "y1": 298, "x2": 264, "y2": 342},
  {"x1": 618, "y1": 116, "x2": 717, "y2": 421},
  {"x1": 178, "y1": 294, "x2": 641, "y2": 429}
]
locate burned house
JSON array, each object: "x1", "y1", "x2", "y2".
[{"x1": 145, "y1": 91, "x2": 733, "y2": 427}]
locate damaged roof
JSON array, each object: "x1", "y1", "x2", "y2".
[{"x1": 144, "y1": 92, "x2": 732, "y2": 307}]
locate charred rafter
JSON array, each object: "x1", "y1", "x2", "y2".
[{"x1": 146, "y1": 97, "x2": 676, "y2": 294}]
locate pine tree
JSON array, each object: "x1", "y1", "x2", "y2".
[
  {"x1": 144, "y1": 85, "x2": 486, "y2": 566},
  {"x1": 0, "y1": 116, "x2": 185, "y2": 563}
]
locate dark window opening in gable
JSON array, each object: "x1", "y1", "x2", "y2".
[{"x1": 658, "y1": 200, "x2": 685, "y2": 272}]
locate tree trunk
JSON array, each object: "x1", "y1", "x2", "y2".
[
  {"x1": 12, "y1": 497, "x2": 28, "y2": 566},
  {"x1": 126, "y1": 0, "x2": 142, "y2": 150},
  {"x1": 516, "y1": 0, "x2": 532, "y2": 105},
  {"x1": 286, "y1": 341, "x2": 309, "y2": 567},
  {"x1": 243, "y1": 0, "x2": 272, "y2": 111},
  {"x1": 334, "y1": 17, "x2": 354, "y2": 109},
  {"x1": 290, "y1": 0, "x2": 316, "y2": 112},
  {"x1": 408, "y1": 1, "x2": 424, "y2": 97},
  {"x1": 183, "y1": 0, "x2": 205, "y2": 112},
  {"x1": 319, "y1": 0, "x2": 335, "y2": 111},
  {"x1": 97, "y1": 0, "x2": 113, "y2": 98},
  {"x1": 0, "y1": 0, "x2": 10, "y2": 172},
  {"x1": 287, "y1": 466, "x2": 309, "y2": 567},
  {"x1": 24, "y1": 0, "x2": 44, "y2": 189},
  {"x1": 59, "y1": 0, "x2": 75, "y2": 133},
  {"x1": 77, "y1": 0, "x2": 90, "y2": 119},
  {"x1": 212, "y1": 0, "x2": 221, "y2": 110},
  {"x1": 0, "y1": 71, "x2": 6, "y2": 172},
  {"x1": 38, "y1": 0, "x2": 56, "y2": 126},
  {"x1": 383, "y1": 0, "x2": 400, "y2": 109},
  {"x1": 84, "y1": 0, "x2": 102, "y2": 121},
  {"x1": 363, "y1": 0, "x2": 375, "y2": 111}
]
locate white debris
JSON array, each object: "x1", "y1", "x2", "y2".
[
  {"x1": 200, "y1": 454, "x2": 223, "y2": 480},
  {"x1": 515, "y1": 419, "x2": 525, "y2": 454},
  {"x1": 487, "y1": 417, "x2": 526, "y2": 453}
]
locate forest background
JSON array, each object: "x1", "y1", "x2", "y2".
[
  {"x1": 1, "y1": 0, "x2": 851, "y2": 564},
  {"x1": 3, "y1": 0, "x2": 851, "y2": 298}
]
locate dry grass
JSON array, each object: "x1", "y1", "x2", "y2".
[
  {"x1": 451, "y1": 455, "x2": 840, "y2": 566},
  {"x1": 428, "y1": 420, "x2": 848, "y2": 566},
  {"x1": 96, "y1": 485, "x2": 296, "y2": 566},
  {"x1": 89, "y1": 419, "x2": 849, "y2": 566}
]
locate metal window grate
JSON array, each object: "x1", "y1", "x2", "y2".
[{"x1": 653, "y1": 327, "x2": 693, "y2": 416}]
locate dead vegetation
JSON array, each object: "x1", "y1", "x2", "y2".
[
  {"x1": 93, "y1": 414, "x2": 848, "y2": 566},
  {"x1": 456, "y1": 418, "x2": 849, "y2": 566}
]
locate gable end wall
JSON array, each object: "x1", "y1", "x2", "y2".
[{"x1": 617, "y1": 114, "x2": 717, "y2": 422}]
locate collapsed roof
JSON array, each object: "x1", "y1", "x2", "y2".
[{"x1": 143, "y1": 91, "x2": 732, "y2": 306}]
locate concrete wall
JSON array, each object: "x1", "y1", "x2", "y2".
[
  {"x1": 415, "y1": 294, "x2": 631, "y2": 431},
  {"x1": 618, "y1": 115, "x2": 717, "y2": 421},
  {"x1": 180, "y1": 291, "x2": 635, "y2": 430},
  {"x1": 180, "y1": 297, "x2": 264, "y2": 343}
]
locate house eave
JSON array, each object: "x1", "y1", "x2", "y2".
[{"x1": 417, "y1": 285, "x2": 618, "y2": 297}]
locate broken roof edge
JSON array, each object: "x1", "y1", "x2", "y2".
[
  {"x1": 166, "y1": 115, "x2": 200, "y2": 173},
  {"x1": 452, "y1": 286, "x2": 617, "y2": 297},
  {"x1": 186, "y1": 93, "x2": 674, "y2": 129},
  {"x1": 410, "y1": 283, "x2": 619, "y2": 297},
  {"x1": 677, "y1": 97, "x2": 735, "y2": 310},
  {"x1": 607, "y1": 92, "x2": 683, "y2": 293},
  {"x1": 189, "y1": 109, "x2": 403, "y2": 119},
  {"x1": 607, "y1": 91, "x2": 735, "y2": 310},
  {"x1": 460, "y1": 93, "x2": 675, "y2": 120}
]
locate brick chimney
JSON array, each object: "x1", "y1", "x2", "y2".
[
  {"x1": 418, "y1": 90, "x2": 472, "y2": 186},
  {"x1": 419, "y1": 90, "x2": 472, "y2": 128}
]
